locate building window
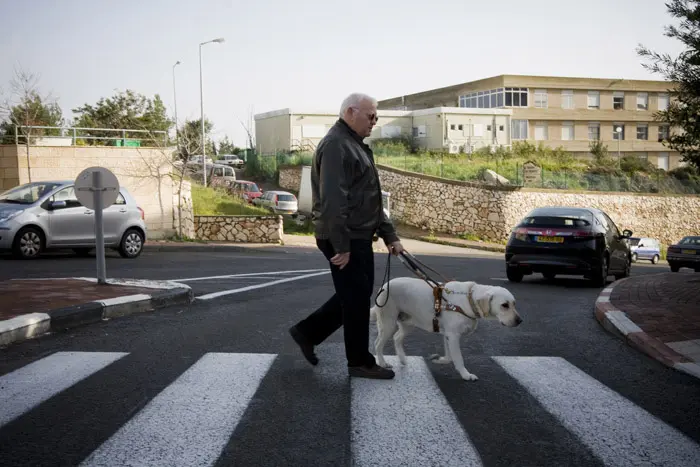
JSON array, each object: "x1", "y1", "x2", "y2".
[
  {"x1": 534, "y1": 89, "x2": 548, "y2": 108},
  {"x1": 658, "y1": 124, "x2": 670, "y2": 142},
  {"x1": 588, "y1": 122, "x2": 600, "y2": 140},
  {"x1": 459, "y1": 88, "x2": 506, "y2": 109},
  {"x1": 588, "y1": 91, "x2": 600, "y2": 109},
  {"x1": 458, "y1": 124, "x2": 463, "y2": 131},
  {"x1": 613, "y1": 124, "x2": 625, "y2": 140},
  {"x1": 561, "y1": 90, "x2": 574, "y2": 109},
  {"x1": 505, "y1": 87, "x2": 528, "y2": 107},
  {"x1": 658, "y1": 93, "x2": 669, "y2": 110},
  {"x1": 637, "y1": 92, "x2": 648, "y2": 110},
  {"x1": 561, "y1": 121, "x2": 574, "y2": 141},
  {"x1": 534, "y1": 122, "x2": 548, "y2": 141},
  {"x1": 613, "y1": 92, "x2": 624, "y2": 110},
  {"x1": 637, "y1": 124, "x2": 648, "y2": 140},
  {"x1": 658, "y1": 152, "x2": 669, "y2": 170},
  {"x1": 511, "y1": 119, "x2": 529, "y2": 140}
]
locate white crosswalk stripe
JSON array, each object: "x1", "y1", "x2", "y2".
[
  {"x1": 0, "y1": 351, "x2": 128, "y2": 429},
  {"x1": 493, "y1": 356, "x2": 700, "y2": 467},
  {"x1": 1, "y1": 351, "x2": 699, "y2": 466},
  {"x1": 80, "y1": 352, "x2": 276, "y2": 467}
]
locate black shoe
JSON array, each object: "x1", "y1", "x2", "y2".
[
  {"x1": 348, "y1": 364, "x2": 395, "y2": 379},
  {"x1": 289, "y1": 326, "x2": 318, "y2": 366}
]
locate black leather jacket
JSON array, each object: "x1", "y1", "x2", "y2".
[{"x1": 311, "y1": 119, "x2": 399, "y2": 253}]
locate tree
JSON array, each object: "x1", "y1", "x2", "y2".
[
  {"x1": 0, "y1": 66, "x2": 64, "y2": 182},
  {"x1": 72, "y1": 90, "x2": 172, "y2": 146},
  {"x1": 637, "y1": 0, "x2": 700, "y2": 168},
  {"x1": 177, "y1": 118, "x2": 214, "y2": 158},
  {"x1": 217, "y1": 135, "x2": 240, "y2": 155}
]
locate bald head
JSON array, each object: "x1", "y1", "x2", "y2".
[{"x1": 339, "y1": 93, "x2": 378, "y2": 138}]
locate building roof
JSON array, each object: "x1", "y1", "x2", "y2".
[{"x1": 254, "y1": 106, "x2": 512, "y2": 120}]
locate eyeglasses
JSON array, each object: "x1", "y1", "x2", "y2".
[{"x1": 351, "y1": 107, "x2": 378, "y2": 122}]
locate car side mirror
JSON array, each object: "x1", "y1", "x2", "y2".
[{"x1": 50, "y1": 200, "x2": 67, "y2": 210}]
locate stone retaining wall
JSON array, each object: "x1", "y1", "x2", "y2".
[
  {"x1": 279, "y1": 164, "x2": 302, "y2": 191},
  {"x1": 279, "y1": 164, "x2": 700, "y2": 246},
  {"x1": 195, "y1": 215, "x2": 283, "y2": 243}
]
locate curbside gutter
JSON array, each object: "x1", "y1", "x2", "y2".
[
  {"x1": 594, "y1": 279, "x2": 700, "y2": 381},
  {"x1": 0, "y1": 279, "x2": 193, "y2": 348}
]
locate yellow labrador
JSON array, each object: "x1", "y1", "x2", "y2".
[{"x1": 370, "y1": 276, "x2": 522, "y2": 381}]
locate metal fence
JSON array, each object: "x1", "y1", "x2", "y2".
[
  {"x1": 373, "y1": 154, "x2": 700, "y2": 195},
  {"x1": 10, "y1": 125, "x2": 169, "y2": 147}
]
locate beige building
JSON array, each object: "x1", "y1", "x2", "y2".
[
  {"x1": 254, "y1": 107, "x2": 513, "y2": 154},
  {"x1": 378, "y1": 74, "x2": 683, "y2": 170}
]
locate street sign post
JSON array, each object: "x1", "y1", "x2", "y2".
[{"x1": 75, "y1": 167, "x2": 120, "y2": 285}]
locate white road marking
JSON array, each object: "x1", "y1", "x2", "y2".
[
  {"x1": 351, "y1": 356, "x2": 483, "y2": 466},
  {"x1": 492, "y1": 356, "x2": 700, "y2": 467},
  {"x1": 195, "y1": 270, "x2": 331, "y2": 300},
  {"x1": 0, "y1": 351, "x2": 128, "y2": 429},
  {"x1": 171, "y1": 269, "x2": 328, "y2": 282},
  {"x1": 80, "y1": 352, "x2": 276, "y2": 467},
  {"x1": 489, "y1": 278, "x2": 509, "y2": 281}
]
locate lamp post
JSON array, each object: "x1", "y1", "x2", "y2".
[
  {"x1": 172, "y1": 61, "x2": 181, "y2": 148},
  {"x1": 199, "y1": 37, "x2": 225, "y2": 187}
]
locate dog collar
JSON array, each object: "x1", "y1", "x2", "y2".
[{"x1": 468, "y1": 285, "x2": 489, "y2": 318}]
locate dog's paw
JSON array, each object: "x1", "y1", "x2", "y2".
[
  {"x1": 377, "y1": 361, "x2": 393, "y2": 369},
  {"x1": 460, "y1": 372, "x2": 479, "y2": 381},
  {"x1": 430, "y1": 354, "x2": 452, "y2": 364},
  {"x1": 398, "y1": 354, "x2": 407, "y2": 365}
]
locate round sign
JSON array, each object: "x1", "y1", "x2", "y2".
[{"x1": 74, "y1": 167, "x2": 120, "y2": 211}]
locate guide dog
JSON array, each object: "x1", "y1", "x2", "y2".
[{"x1": 370, "y1": 276, "x2": 522, "y2": 381}]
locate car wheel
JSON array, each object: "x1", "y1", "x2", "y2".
[
  {"x1": 631, "y1": 252, "x2": 637, "y2": 263},
  {"x1": 651, "y1": 254, "x2": 659, "y2": 264},
  {"x1": 615, "y1": 256, "x2": 631, "y2": 280},
  {"x1": 670, "y1": 264, "x2": 679, "y2": 273},
  {"x1": 12, "y1": 227, "x2": 44, "y2": 259},
  {"x1": 506, "y1": 267, "x2": 523, "y2": 283},
  {"x1": 118, "y1": 228, "x2": 144, "y2": 259},
  {"x1": 591, "y1": 254, "x2": 608, "y2": 287}
]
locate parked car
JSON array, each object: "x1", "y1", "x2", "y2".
[
  {"x1": 219, "y1": 154, "x2": 245, "y2": 168},
  {"x1": 629, "y1": 237, "x2": 661, "y2": 264},
  {"x1": 229, "y1": 180, "x2": 263, "y2": 204},
  {"x1": 667, "y1": 236, "x2": 700, "y2": 272},
  {"x1": 256, "y1": 190, "x2": 298, "y2": 215},
  {"x1": 504, "y1": 206, "x2": 632, "y2": 286},
  {"x1": 0, "y1": 180, "x2": 147, "y2": 259}
]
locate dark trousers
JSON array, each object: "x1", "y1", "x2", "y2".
[{"x1": 294, "y1": 238, "x2": 377, "y2": 368}]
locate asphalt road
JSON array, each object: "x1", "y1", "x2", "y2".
[{"x1": 1, "y1": 242, "x2": 699, "y2": 467}]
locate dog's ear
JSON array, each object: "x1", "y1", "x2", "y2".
[{"x1": 475, "y1": 290, "x2": 493, "y2": 317}]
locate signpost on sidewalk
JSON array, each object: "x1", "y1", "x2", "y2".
[{"x1": 75, "y1": 167, "x2": 120, "y2": 285}]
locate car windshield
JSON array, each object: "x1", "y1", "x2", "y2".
[
  {"x1": 277, "y1": 194, "x2": 296, "y2": 201},
  {"x1": 679, "y1": 236, "x2": 700, "y2": 245},
  {"x1": 245, "y1": 183, "x2": 260, "y2": 192},
  {"x1": 629, "y1": 238, "x2": 641, "y2": 246},
  {"x1": 521, "y1": 215, "x2": 591, "y2": 227},
  {"x1": 0, "y1": 182, "x2": 64, "y2": 205}
]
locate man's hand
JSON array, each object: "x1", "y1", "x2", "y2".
[
  {"x1": 330, "y1": 252, "x2": 350, "y2": 269},
  {"x1": 387, "y1": 241, "x2": 404, "y2": 256}
]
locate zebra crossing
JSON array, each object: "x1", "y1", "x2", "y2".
[{"x1": 1, "y1": 349, "x2": 699, "y2": 467}]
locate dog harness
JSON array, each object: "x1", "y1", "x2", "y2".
[{"x1": 432, "y1": 284, "x2": 485, "y2": 332}]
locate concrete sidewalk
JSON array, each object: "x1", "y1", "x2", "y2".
[
  {"x1": 595, "y1": 271, "x2": 700, "y2": 380},
  {"x1": 395, "y1": 224, "x2": 506, "y2": 253},
  {"x1": 0, "y1": 277, "x2": 193, "y2": 348}
]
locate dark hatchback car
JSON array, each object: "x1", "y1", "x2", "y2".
[
  {"x1": 667, "y1": 236, "x2": 700, "y2": 272},
  {"x1": 505, "y1": 206, "x2": 633, "y2": 286}
]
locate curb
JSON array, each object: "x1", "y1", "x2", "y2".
[
  {"x1": 397, "y1": 231, "x2": 506, "y2": 253},
  {"x1": 143, "y1": 242, "x2": 318, "y2": 254},
  {"x1": 594, "y1": 279, "x2": 700, "y2": 381},
  {"x1": 0, "y1": 281, "x2": 194, "y2": 348}
]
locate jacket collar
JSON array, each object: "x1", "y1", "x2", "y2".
[{"x1": 336, "y1": 118, "x2": 367, "y2": 146}]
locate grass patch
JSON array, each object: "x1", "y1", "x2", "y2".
[
  {"x1": 192, "y1": 183, "x2": 268, "y2": 216},
  {"x1": 283, "y1": 216, "x2": 315, "y2": 236}
]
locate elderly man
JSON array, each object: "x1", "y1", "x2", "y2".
[{"x1": 289, "y1": 92, "x2": 404, "y2": 379}]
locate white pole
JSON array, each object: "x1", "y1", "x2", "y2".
[{"x1": 199, "y1": 44, "x2": 207, "y2": 187}]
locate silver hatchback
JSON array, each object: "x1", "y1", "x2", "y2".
[{"x1": 0, "y1": 180, "x2": 147, "y2": 259}]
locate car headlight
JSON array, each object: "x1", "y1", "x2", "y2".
[{"x1": 0, "y1": 210, "x2": 23, "y2": 223}]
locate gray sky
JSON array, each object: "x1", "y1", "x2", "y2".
[{"x1": 0, "y1": 0, "x2": 684, "y2": 146}]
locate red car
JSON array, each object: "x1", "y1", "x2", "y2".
[{"x1": 230, "y1": 180, "x2": 263, "y2": 204}]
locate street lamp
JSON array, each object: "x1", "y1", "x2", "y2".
[
  {"x1": 199, "y1": 37, "x2": 225, "y2": 187},
  {"x1": 172, "y1": 61, "x2": 181, "y2": 147}
]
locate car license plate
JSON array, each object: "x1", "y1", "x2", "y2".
[
  {"x1": 681, "y1": 249, "x2": 696, "y2": 255},
  {"x1": 536, "y1": 236, "x2": 564, "y2": 243}
]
